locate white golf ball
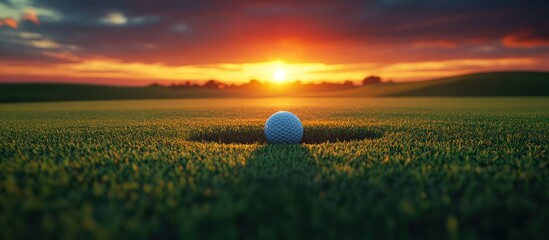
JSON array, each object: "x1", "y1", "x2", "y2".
[{"x1": 264, "y1": 111, "x2": 303, "y2": 144}]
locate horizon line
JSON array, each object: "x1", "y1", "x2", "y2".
[{"x1": 1, "y1": 70, "x2": 547, "y2": 87}]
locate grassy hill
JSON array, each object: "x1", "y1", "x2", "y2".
[
  {"x1": 325, "y1": 71, "x2": 549, "y2": 97},
  {"x1": 1, "y1": 71, "x2": 548, "y2": 102},
  {"x1": 0, "y1": 84, "x2": 229, "y2": 103}
]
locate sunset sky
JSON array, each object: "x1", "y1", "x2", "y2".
[{"x1": 1, "y1": 0, "x2": 548, "y2": 85}]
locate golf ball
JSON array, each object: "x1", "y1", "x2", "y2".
[{"x1": 264, "y1": 111, "x2": 303, "y2": 144}]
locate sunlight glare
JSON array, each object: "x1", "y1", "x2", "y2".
[
  {"x1": 272, "y1": 61, "x2": 288, "y2": 83},
  {"x1": 273, "y1": 68, "x2": 286, "y2": 83}
]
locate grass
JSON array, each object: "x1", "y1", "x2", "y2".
[
  {"x1": 0, "y1": 83, "x2": 228, "y2": 103},
  {"x1": 329, "y1": 71, "x2": 549, "y2": 97},
  {"x1": 188, "y1": 124, "x2": 382, "y2": 144},
  {"x1": 0, "y1": 97, "x2": 548, "y2": 239}
]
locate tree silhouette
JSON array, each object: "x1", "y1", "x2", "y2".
[
  {"x1": 203, "y1": 80, "x2": 221, "y2": 89},
  {"x1": 362, "y1": 76, "x2": 382, "y2": 85}
]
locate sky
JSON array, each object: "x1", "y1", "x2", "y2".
[{"x1": 0, "y1": 0, "x2": 548, "y2": 85}]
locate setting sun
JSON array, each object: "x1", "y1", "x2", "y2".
[
  {"x1": 272, "y1": 61, "x2": 288, "y2": 83},
  {"x1": 273, "y1": 69, "x2": 286, "y2": 83}
]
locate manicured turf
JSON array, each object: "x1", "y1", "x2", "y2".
[{"x1": 0, "y1": 98, "x2": 547, "y2": 239}]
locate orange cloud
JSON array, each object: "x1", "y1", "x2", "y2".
[
  {"x1": 502, "y1": 32, "x2": 549, "y2": 48},
  {"x1": 383, "y1": 58, "x2": 535, "y2": 72},
  {"x1": 0, "y1": 56, "x2": 541, "y2": 85},
  {"x1": 22, "y1": 9, "x2": 40, "y2": 25},
  {"x1": 0, "y1": 18, "x2": 18, "y2": 29},
  {"x1": 42, "y1": 51, "x2": 81, "y2": 62}
]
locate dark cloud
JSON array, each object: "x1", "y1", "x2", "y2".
[{"x1": 1, "y1": 0, "x2": 549, "y2": 65}]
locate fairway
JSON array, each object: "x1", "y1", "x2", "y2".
[{"x1": 0, "y1": 98, "x2": 548, "y2": 239}]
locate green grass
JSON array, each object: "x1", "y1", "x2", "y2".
[
  {"x1": 0, "y1": 98, "x2": 548, "y2": 239},
  {"x1": 329, "y1": 71, "x2": 549, "y2": 97},
  {"x1": 188, "y1": 124, "x2": 382, "y2": 144},
  {"x1": 0, "y1": 84, "x2": 227, "y2": 103}
]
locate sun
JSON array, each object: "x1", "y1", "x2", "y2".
[
  {"x1": 273, "y1": 68, "x2": 286, "y2": 83},
  {"x1": 271, "y1": 61, "x2": 287, "y2": 83}
]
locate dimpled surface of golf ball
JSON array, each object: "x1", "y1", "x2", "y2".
[{"x1": 264, "y1": 111, "x2": 303, "y2": 144}]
